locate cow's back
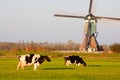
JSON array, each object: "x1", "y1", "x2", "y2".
[{"x1": 69, "y1": 56, "x2": 79, "y2": 63}]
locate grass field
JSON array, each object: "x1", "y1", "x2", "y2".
[{"x1": 0, "y1": 53, "x2": 120, "y2": 80}]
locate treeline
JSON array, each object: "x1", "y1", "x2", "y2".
[
  {"x1": 0, "y1": 41, "x2": 120, "y2": 56},
  {"x1": 0, "y1": 41, "x2": 47, "y2": 53},
  {"x1": 0, "y1": 40, "x2": 80, "y2": 55}
]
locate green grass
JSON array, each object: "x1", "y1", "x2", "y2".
[{"x1": 0, "y1": 54, "x2": 120, "y2": 80}]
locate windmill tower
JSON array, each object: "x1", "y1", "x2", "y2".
[{"x1": 54, "y1": 0, "x2": 120, "y2": 52}]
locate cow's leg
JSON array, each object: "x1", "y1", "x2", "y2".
[
  {"x1": 17, "y1": 61, "x2": 21, "y2": 70},
  {"x1": 34, "y1": 63, "x2": 40, "y2": 70},
  {"x1": 21, "y1": 65, "x2": 25, "y2": 70},
  {"x1": 37, "y1": 62, "x2": 39, "y2": 67},
  {"x1": 65, "y1": 60, "x2": 71, "y2": 66},
  {"x1": 17, "y1": 61, "x2": 24, "y2": 70},
  {"x1": 77, "y1": 63, "x2": 81, "y2": 67},
  {"x1": 34, "y1": 63, "x2": 37, "y2": 70},
  {"x1": 20, "y1": 62, "x2": 26, "y2": 70}
]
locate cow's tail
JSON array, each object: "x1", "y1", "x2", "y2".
[
  {"x1": 64, "y1": 56, "x2": 69, "y2": 65},
  {"x1": 18, "y1": 56, "x2": 21, "y2": 61}
]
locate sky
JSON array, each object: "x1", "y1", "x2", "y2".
[{"x1": 0, "y1": 0, "x2": 120, "y2": 45}]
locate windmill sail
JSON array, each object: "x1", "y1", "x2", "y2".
[
  {"x1": 54, "y1": 14, "x2": 85, "y2": 19},
  {"x1": 96, "y1": 16, "x2": 120, "y2": 20},
  {"x1": 89, "y1": 0, "x2": 93, "y2": 14}
]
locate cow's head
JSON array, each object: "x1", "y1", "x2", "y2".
[
  {"x1": 78, "y1": 57, "x2": 87, "y2": 66},
  {"x1": 44, "y1": 55, "x2": 51, "y2": 62},
  {"x1": 38, "y1": 55, "x2": 51, "y2": 64}
]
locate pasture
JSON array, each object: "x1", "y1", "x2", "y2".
[{"x1": 0, "y1": 53, "x2": 120, "y2": 80}]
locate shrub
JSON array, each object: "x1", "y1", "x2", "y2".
[{"x1": 109, "y1": 43, "x2": 120, "y2": 53}]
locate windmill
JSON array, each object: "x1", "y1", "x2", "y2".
[{"x1": 54, "y1": 0, "x2": 120, "y2": 52}]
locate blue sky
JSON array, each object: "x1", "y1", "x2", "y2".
[{"x1": 0, "y1": 0, "x2": 120, "y2": 45}]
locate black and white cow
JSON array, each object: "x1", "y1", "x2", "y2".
[
  {"x1": 64, "y1": 56, "x2": 86, "y2": 67},
  {"x1": 17, "y1": 54, "x2": 51, "y2": 70}
]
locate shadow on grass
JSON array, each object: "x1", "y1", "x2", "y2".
[
  {"x1": 87, "y1": 65, "x2": 101, "y2": 67},
  {"x1": 42, "y1": 67, "x2": 74, "y2": 70}
]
